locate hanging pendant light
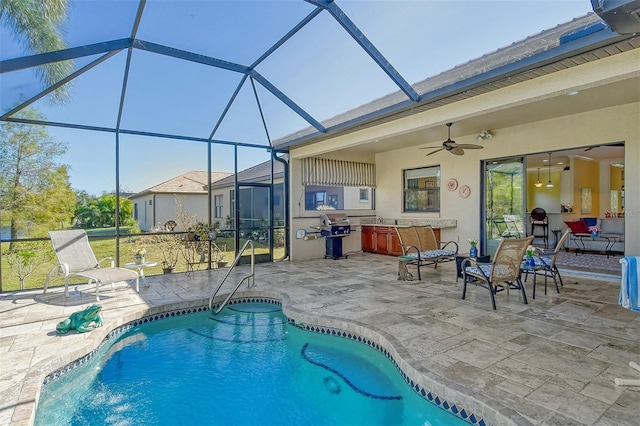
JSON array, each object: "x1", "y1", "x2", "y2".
[
  {"x1": 535, "y1": 168, "x2": 543, "y2": 188},
  {"x1": 546, "y1": 153, "x2": 554, "y2": 188}
]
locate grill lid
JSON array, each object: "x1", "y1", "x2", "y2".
[{"x1": 320, "y1": 213, "x2": 350, "y2": 226}]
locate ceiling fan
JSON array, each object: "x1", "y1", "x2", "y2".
[{"x1": 420, "y1": 122, "x2": 484, "y2": 156}]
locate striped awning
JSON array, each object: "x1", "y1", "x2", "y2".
[{"x1": 301, "y1": 157, "x2": 376, "y2": 188}]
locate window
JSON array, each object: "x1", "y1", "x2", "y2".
[
  {"x1": 305, "y1": 190, "x2": 327, "y2": 210},
  {"x1": 403, "y1": 166, "x2": 441, "y2": 212},
  {"x1": 304, "y1": 185, "x2": 374, "y2": 210},
  {"x1": 214, "y1": 195, "x2": 223, "y2": 218}
]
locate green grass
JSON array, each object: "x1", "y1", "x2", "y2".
[{"x1": 1, "y1": 234, "x2": 283, "y2": 292}]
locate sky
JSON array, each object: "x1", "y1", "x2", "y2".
[{"x1": 1, "y1": 0, "x2": 594, "y2": 196}]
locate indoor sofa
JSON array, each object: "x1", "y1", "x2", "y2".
[{"x1": 564, "y1": 217, "x2": 625, "y2": 255}]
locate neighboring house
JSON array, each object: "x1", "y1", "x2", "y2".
[
  {"x1": 209, "y1": 160, "x2": 286, "y2": 230},
  {"x1": 130, "y1": 171, "x2": 231, "y2": 231}
]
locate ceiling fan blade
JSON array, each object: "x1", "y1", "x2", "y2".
[
  {"x1": 455, "y1": 144, "x2": 483, "y2": 149},
  {"x1": 450, "y1": 147, "x2": 464, "y2": 155},
  {"x1": 425, "y1": 148, "x2": 444, "y2": 156},
  {"x1": 419, "y1": 145, "x2": 443, "y2": 150},
  {"x1": 584, "y1": 146, "x2": 595, "y2": 151}
]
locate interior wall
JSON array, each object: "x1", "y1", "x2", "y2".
[
  {"x1": 572, "y1": 158, "x2": 600, "y2": 219},
  {"x1": 610, "y1": 165, "x2": 625, "y2": 213},
  {"x1": 527, "y1": 170, "x2": 562, "y2": 214}
]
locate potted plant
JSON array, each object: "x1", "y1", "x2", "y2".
[
  {"x1": 152, "y1": 224, "x2": 181, "y2": 273},
  {"x1": 131, "y1": 240, "x2": 147, "y2": 264}
]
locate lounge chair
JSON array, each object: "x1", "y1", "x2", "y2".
[
  {"x1": 44, "y1": 230, "x2": 139, "y2": 301},
  {"x1": 502, "y1": 215, "x2": 524, "y2": 238},
  {"x1": 522, "y1": 229, "x2": 570, "y2": 298},
  {"x1": 395, "y1": 225, "x2": 458, "y2": 280},
  {"x1": 462, "y1": 236, "x2": 533, "y2": 309}
]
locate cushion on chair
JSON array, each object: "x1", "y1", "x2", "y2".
[
  {"x1": 404, "y1": 249, "x2": 456, "y2": 260},
  {"x1": 564, "y1": 220, "x2": 589, "y2": 234},
  {"x1": 465, "y1": 264, "x2": 493, "y2": 278},
  {"x1": 533, "y1": 256, "x2": 552, "y2": 268},
  {"x1": 465, "y1": 264, "x2": 515, "y2": 280}
]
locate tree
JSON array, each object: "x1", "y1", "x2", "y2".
[
  {"x1": 0, "y1": 109, "x2": 76, "y2": 249},
  {"x1": 0, "y1": 0, "x2": 72, "y2": 103},
  {"x1": 5, "y1": 241, "x2": 52, "y2": 290},
  {"x1": 74, "y1": 193, "x2": 135, "y2": 228}
]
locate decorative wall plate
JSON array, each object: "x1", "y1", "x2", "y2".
[
  {"x1": 458, "y1": 185, "x2": 471, "y2": 198},
  {"x1": 446, "y1": 178, "x2": 458, "y2": 191}
]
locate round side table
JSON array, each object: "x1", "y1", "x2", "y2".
[{"x1": 124, "y1": 261, "x2": 158, "y2": 287}]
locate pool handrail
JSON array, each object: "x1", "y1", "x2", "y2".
[{"x1": 209, "y1": 240, "x2": 256, "y2": 314}]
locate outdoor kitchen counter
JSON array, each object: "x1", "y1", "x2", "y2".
[
  {"x1": 360, "y1": 219, "x2": 457, "y2": 255},
  {"x1": 359, "y1": 218, "x2": 457, "y2": 228}
]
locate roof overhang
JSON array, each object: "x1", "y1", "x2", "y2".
[
  {"x1": 591, "y1": 0, "x2": 640, "y2": 34},
  {"x1": 273, "y1": 13, "x2": 639, "y2": 152}
]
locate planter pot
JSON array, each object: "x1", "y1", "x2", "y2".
[
  {"x1": 215, "y1": 261, "x2": 228, "y2": 269},
  {"x1": 162, "y1": 266, "x2": 175, "y2": 274},
  {"x1": 134, "y1": 255, "x2": 145, "y2": 265}
]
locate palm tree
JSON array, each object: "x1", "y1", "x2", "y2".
[{"x1": 1, "y1": 0, "x2": 72, "y2": 103}]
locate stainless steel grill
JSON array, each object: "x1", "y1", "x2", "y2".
[
  {"x1": 319, "y1": 213, "x2": 351, "y2": 237},
  {"x1": 319, "y1": 213, "x2": 351, "y2": 260}
]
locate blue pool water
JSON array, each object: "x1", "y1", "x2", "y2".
[{"x1": 36, "y1": 302, "x2": 469, "y2": 425}]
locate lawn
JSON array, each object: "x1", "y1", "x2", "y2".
[{"x1": 1, "y1": 231, "x2": 283, "y2": 292}]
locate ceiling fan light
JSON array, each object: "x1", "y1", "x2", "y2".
[{"x1": 546, "y1": 181, "x2": 554, "y2": 188}]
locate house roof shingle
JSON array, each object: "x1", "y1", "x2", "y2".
[
  {"x1": 273, "y1": 13, "x2": 639, "y2": 149},
  {"x1": 131, "y1": 171, "x2": 232, "y2": 197},
  {"x1": 210, "y1": 160, "x2": 285, "y2": 189}
]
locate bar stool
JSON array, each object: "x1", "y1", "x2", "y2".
[{"x1": 530, "y1": 207, "x2": 548, "y2": 248}]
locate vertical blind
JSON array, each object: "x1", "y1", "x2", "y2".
[{"x1": 301, "y1": 157, "x2": 376, "y2": 188}]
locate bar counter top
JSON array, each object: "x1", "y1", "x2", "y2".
[{"x1": 360, "y1": 218, "x2": 457, "y2": 229}]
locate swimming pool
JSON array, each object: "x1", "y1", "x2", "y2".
[{"x1": 36, "y1": 300, "x2": 473, "y2": 425}]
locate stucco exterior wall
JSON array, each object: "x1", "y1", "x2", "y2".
[
  {"x1": 372, "y1": 104, "x2": 639, "y2": 255},
  {"x1": 289, "y1": 103, "x2": 639, "y2": 260},
  {"x1": 290, "y1": 152, "x2": 376, "y2": 261},
  {"x1": 130, "y1": 193, "x2": 208, "y2": 231}
]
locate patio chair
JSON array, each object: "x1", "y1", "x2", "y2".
[
  {"x1": 522, "y1": 229, "x2": 570, "y2": 298},
  {"x1": 462, "y1": 236, "x2": 533, "y2": 309},
  {"x1": 396, "y1": 226, "x2": 458, "y2": 280},
  {"x1": 502, "y1": 215, "x2": 524, "y2": 238},
  {"x1": 44, "y1": 230, "x2": 139, "y2": 301}
]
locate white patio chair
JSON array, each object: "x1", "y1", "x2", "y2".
[{"x1": 44, "y1": 230, "x2": 139, "y2": 301}]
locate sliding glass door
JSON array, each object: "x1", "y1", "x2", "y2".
[{"x1": 482, "y1": 157, "x2": 525, "y2": 257}]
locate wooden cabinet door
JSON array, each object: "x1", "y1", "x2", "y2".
[
  {"x1": 361, "y1": 226, "x2": 375, "y2": 252},
  {"x1": 389, "y1": 230, "x2": 402, "y2": 255},
  {"x1": 376, "y1": 227, "x2": 390, "y2": 254}
]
